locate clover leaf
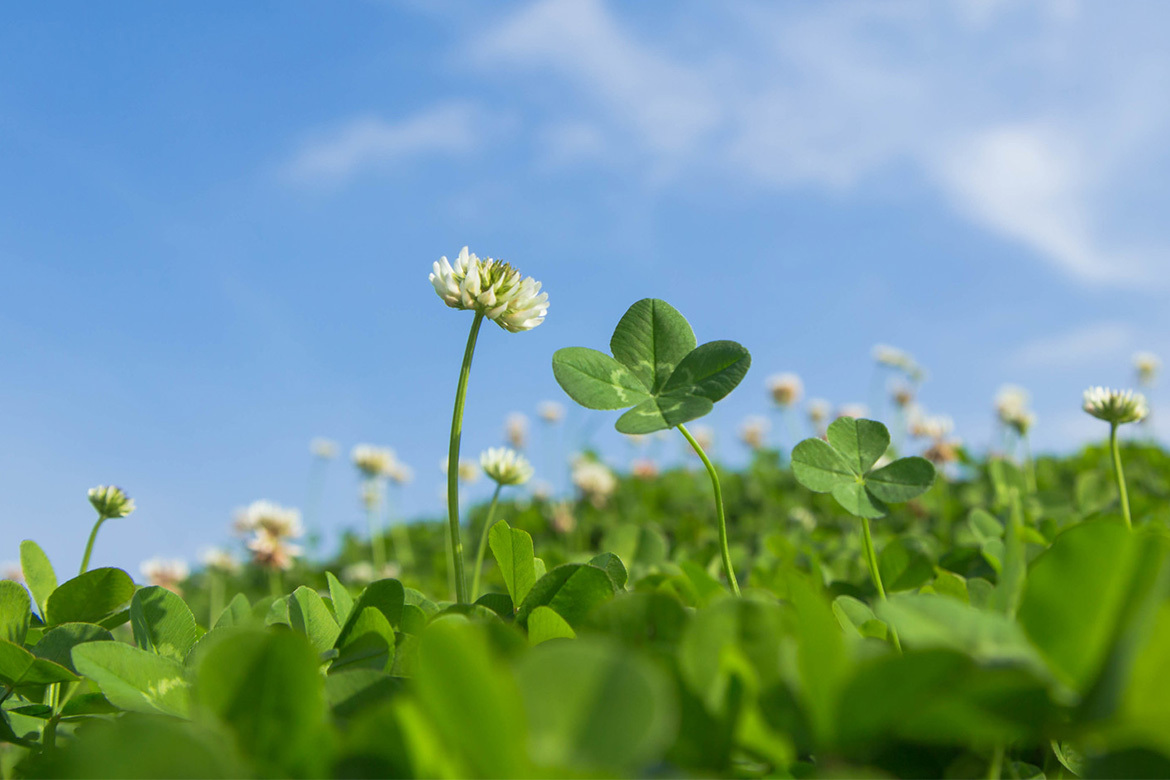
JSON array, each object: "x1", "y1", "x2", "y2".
[
  {"x1": 552, "y1": 299, "x2": 750, "y2": 434},
  {"x1": 791, "y1": 417, "x2": 935, "y2": 519}
]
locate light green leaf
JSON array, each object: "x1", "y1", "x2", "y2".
[
  {"x1": 662, "y1": 339, "x2": 751, "y2": 402},
  {"x1": 551, "y1": 347, "x2": 653, "y2": 410},
  {"x1": 827, "y1": 417, "x2": 890, "y2": 475},
  {"x1": 336, "y1": 579, "x2": 405, "y2": 645},
  {"x1": 488, "y1": 520, "x2": 537, "y2": 606},
  {"x1": 332, "y1": 606, "x2": 396, "y2": 673},
  {"x1": 867, "y1": 457, "x2": 935, "y2": 503},
  {"x1": 290, "y1": 586, "x2": 341, "y2": 655},
  {"x1": 130, "y1": 586, "x2": 199, "y2": 661},
  {"x1": 32, "y1": 622, "x2": 112, "y2": 673},
  {"x1": 326, "y1": 572, "x2": 354, "y2": 627},
  {"x1": 0, "y1": 638, "x2": 78, "y2": 688},
  {"x1": 19, "y1": 540, "x2": 56, "y2": 617},
  {"x1": 517, "y1": 564, "x2": 615, "y2": 629},
  {"x1": 0, "y1": 582, "x2": 30, "y2": 645},
  {"x1": 587, "y1": 552, "x2": 628, "y2": 590},
  {"x1": 615, "y1": 393, "x2": 713, "y2": 434},
  {"x1": 527, "y1": 606, "x2": 576, "y2": 645},
  {"x1": 72, "y1": 641, "x2": 188, "y2": 716},
  {"x1": 45, "y1": 568, "x2": 135, "y2": 626},
  {"x1": 609, "y1": 298, "x2": 696, "y2": 393},
  {"x1": 213, "y1": 593, "x2": 252, "y2": 629},
  {"x1": 791, "y1": 437, "x2": 856, "y2": 493},
  {"x1": 830, "y1": 481, "x2": 887, "y2": 519},
  {"x1": 877, "y1": 537, "x2": 936, "y2": 592}
]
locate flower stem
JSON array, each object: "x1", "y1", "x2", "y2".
[
  {"x1": 1110, "y1": 422, "x2": 1133, "y2": 530},
  {"x1": 447, "y1": 311, "x2": 485, "y2": 603},
  {"x1": 268, "y1": 568, "x2": 283, "y2": 600},
  {"x1": 987, "y1": 743, "x2": 1005, "y2": 780},
  {"x1": 861, "y1": 516, "x2": 902, "y2": 653},
  {"x1": 471, "y1": 484, "x2": 503, "y2": 601},
  {"x1": 366, "y1": 482, "x2": 387, "y2": 572},
  {"x1": 678, "y1": 423, "x2": 740, "y2": 596},
  {"x1": 209, "y1": 572, "x2": 224, "y2": 628},
  {"x1": 78, "y1": 515, "x2": 107, "y2": 575},
  {"x1": 1023, "y1": 434, "x2": 1037, "y2": 494}
]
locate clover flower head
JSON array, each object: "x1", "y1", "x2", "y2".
[
  {"x1": 199, "y1": 547, "x2": 240, "y2": 574},
  {"x1": 384, "y1": 459, "x2": 414, "y2": 486},
  {"x1": 537, "y1": 400, "x2": 565, "y2": 424},
  {"x1": 551, "y1": 501, "x2": 577, "y2": 534},
  {"x1": 631, "y1": 458, "x2": 659, "y2": 480},
  {"x1": 766, "y1": 372, "x2": 803, "y2": 407},
  {"x1": 505, "y1": 412, "x2": 529, "y2": 450},
  {"x1": 429, "y1": 247, "x2": 549, "y2": 332},
  {"x1": 995, "y1": 385, "x2": 1030, "y2": 421},
  {"x1": 233, "y1": 500, "x2": 304, "y2": 540},
  {"x1": 247, "y1": 529, "x2": 303, "y2": 571},
  {"x1": 807, "y1": 398, "x2": 832, "y2": 425},
  {"x1": 88, "y1": 485, "x2": 135, "y2": 519},
  {"x1": 352, "y1": 444, "x2": 396, "y2": 479},
  {"x1": 571, "y1": 457, "x2": 617, "y2": 507},
  {"x1": 739, "y1": 415, "x2": 770, "y2": 450},
  {"x1": 911, "y1": 413, "x2": 953, "y2": 442},
  {"x1": 924, "y1": 438, "x2": 961, "y2": 466},
  {"x1": 141, "y1": 557, "x2": 189, "y2": 594},
  {"x1": 1134, "y1": 351, "x2": 1161, "y2": 386},
  {"x1": 310, "y1": 438, "x2": 338, "y2": 460},
  {"x1": 836, "y1": 404, "x2": 869, "y2": 421},
  {"x1": 1083, "y1": 386, "x2": 1148, "y2": 425},
  {"x1": 891, "y1": 383, "x2": 915, "y2": 409},
  {"x1": 872, "y1": 344, "x2": 911, "y2": 369},
  {"x1": 480, "y1": 447, "x2": 534, "y2": 486}
]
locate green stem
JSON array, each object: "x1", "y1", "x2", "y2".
[
  {"x1": 1023, "y1": 434, "x2": 1037, "y2": 494},
  {"x1": 679, "y1": 423, "x2": 741, "y2": 596},
  {"x1": 471, "y1": 484, "x2": 504, "y2": 601},
  {"x1": 366, "y1": 481, "x2": 387, "y2": 572},
  {"x1": 78, "y1": 515, "x2": 107, "y2": 575},
  {"x1": 1110, "y1": 423, "x2": 1133, "y2": 530},
  {"x1": 446, "y1": 311, "x2": 485, "y2": 604},
  {"x1": 209, "y1": 572, "x2": 224, "y2": 628},
  {"x1": 268, "y1": 568, "x2": 283, "y2": 600},
  {"x1": 861, "y1": 516, "x2": 902, "y2": 653},
  {"x1": 988, "y1": 743, "x2": 1005, "y2": 780}
]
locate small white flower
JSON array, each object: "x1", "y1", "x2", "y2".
[
  {"x1": 995, "y1": 385, "x2": 1035, "y2": 434},
  {"x1": 247, "y1": 530, "x2": 303, "y2": 571},
  {"x1": 1134, "y1": 351, "x2": 1161, "y2": 386},
  {"x1": 233, "y1": 500, "x2": 304, "y2": 540},
  {"x1": 631, "y1": 459, "x2": 659, "y2": 480},
  {"x1": 807, "y1": 398, "x2": 832, "y2": 425},
  {"x1": 1083, "y1": 386, "x2": 1148, "y2": 425},
  {"x1": 505, "y1": 412, "x2": 529, "y2": 450},
  {"x1": 480, "y1": 447, "x2": 534, "y2": 486},
  {"x1": 739, "y1": 415, "x2": 770, "y2": 450},
  {"x1": 909, "y1": 411, "x2": 954, "y2": 441},
  {"x1": 88, "y1": 486, "x2": 135, "y2": 519},
  {"x1": 429, "y1": 247, "x2": 549, "y2": 332},
  {"x1": 766, "y1": 373, "x2": 803, "y2": 407},
  {"x1": 310, "y1": 438, "x2": 338, "y2": 460},
  {"x1": 537, "y1": 401, "x2": 565, "y2": 424},
  {"x1": 836, "y1": 404, "x2": 869, "y2": 421},
  {"x1": 571, "y1": 458, "x2": 617, "y2": 507},
  {"x1": 352, "y1": 444, "x2": 397, "y2": 479},
  {"x1": 384, "y1": 459, "x2": 414, "y2": 486},
  {"x1": 199, "y1": 547, "x2": 240, "y2": 574},
  {"x1": 141, "y1": 558, "x2": 189, "y2": 592}
]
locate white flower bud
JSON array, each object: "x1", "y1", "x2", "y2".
[
  {"x1": 480, "y1": 447, "x2": 534, "y2": 486},
  {"x1": 1083, "y1": 387, "x2": 1148, "y2": 425}
]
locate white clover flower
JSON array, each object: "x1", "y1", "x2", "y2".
[
  {"x1": 441, "y1": 456, "x2": 480, "y2": 484},
  {"x1": 141, "y1": 558, "x2": 189, "y2": 592},
  {"x1": 352, "y1": 444, "x2": 396, "y2": 479},
  {"x1": 551, "y1": 501, "x2": 577, "y2": 534},
  {"x1": 891, "y1": 383, "x2": 915, "y2": 409},
  {"x1": 766, "y1": 373, "x2": 803, "y2": 407},
  {"x1": 505, "y1": 412, "x2": 529, "y2": 450},
  {"x1": 199, "y1": 547, "x2": 240, "y2": 574},
  {"x1": 429, "y1": 247, "x2": 549, "y2": 332},
  {"x1": 342, "y1": 561, "x2": 376, "y2": 585},
  {"x1": 909, "y1": 412, "x2": 954, "y2": 441},
  {"x1": 571, "y1": 458, "x2": 617, "y2": 507},
  {"x1": 807, "y1": 398, "x2": 831, "y2": 425},
  {"x1": 310, "y1": 438, "x2": 338, "y2": 460},
  {"x1": 631, "y1": 458, "x2": 659, "y2": 480},
  {"x1": 88, "y1": 485, "x2": 135, "y2": 519},
  {"x1": 836, "y1": 404, "x2": 869, "y2": 421},
  {"x1": 247, "y1": 530, "x2": 303, "y2": 571},
  {"x1": 995, "y1": 384, "x2": 1036, "y2": 435},
  {"x1": 384, "y1": 459, "x2": 414, "y2": 486},
  {"x1": 537, "y1": 400, "x2": 565, "y2": 424},
  {"x1": 1083, "y1": 387, "x2": 1149, "y2": 425},
  {"x1": 872, "y1": 344, "x2": 911, "y2": 369},
  {"x1": 739, "y1": 415, "x2": 770, "y2": 450},
  {"x1": 1134, "y1": 351, "x2": 1161, "y2": 386},
  {"x1": 480, "y1": 447, "x2": 534, "y2": 486},
  {"x1": 233, "y1": 500, "x2": 304, "y2": 540}
]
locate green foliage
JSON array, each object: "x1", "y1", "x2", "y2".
[
  {"x1": 488, "y1": 520, "x2": 537, "y2": 606},
  {"x1": 131, "y1": 586, "x2": 200, "y2": 661},
  {"x1": 44, "y1": 567, "x2": 135, "y2": 626},
  {"x1": 792, "y1": 417, "x2": 935, "y2": 518},
  {"x1": 552, "y1": 298, "x2": 750, "y2": 433},
  {"x1": 19, "y1": 539, "x2": 57, "y2": 617}
]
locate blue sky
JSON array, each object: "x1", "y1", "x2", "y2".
[{"x1": 2, "y1": 0, "x2": 1169, "y2": 575}]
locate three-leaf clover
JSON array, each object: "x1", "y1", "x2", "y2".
[
  {"x1": 551, "y1": 299, "x2": 751, "y2": 433},
  {"x1": 791, "y1": 418, "x2": 935, "y2": 518}
]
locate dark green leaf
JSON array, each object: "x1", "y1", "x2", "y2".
[
  {"x1": 32, "y1": 622, "x2": 112, "y2": 673},
  {"x1": 791, "y1": 438, "x2": 856, "y2": 493},
  {"x1": 332, "y1": 607, "x2": 395, "y2": 673},
  {"x1": 130, "y1": 586, "x2": 199, "y2": 661},
  {"x1": 290, "y1": 586, "x2": 341, "y2": 655},
  {"x1": 609, "y1": 298, "x2": 696, "y2": 393},
  {"x1": 552, "y1": 347, "x2": 653, "y2": 409},
  {"x1": 866, "y1": 457, "x2": 935, "y2": 503},
  {"x1": 45, "y1": 568, "x2": 135, "y2": 626},
  {"x1": 0, "y1": 638, "x2": 78, "y2": 688},
  {"x1": 615, "y1": 393, "x2": 713, "y2": 434},
  {"x1": 0, "y1": 581, "x2": 30, "y2": 645},
  {"x1": 516, "y1": 564, "x2": 615, "y2": 629},
  {"x1": 662, "y1": 340, "x2": 751, "y2": 402}
]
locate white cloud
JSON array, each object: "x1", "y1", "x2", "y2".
[
  {"x1": 285, "y1": 102, "x2": 482, "y2": 183},
  {"x1": 468, "y1": 0, "x2": 1170, "y2": 289},
  {"x1": 1008, "y1": 321, "x2": 1133, "y2": 369}
]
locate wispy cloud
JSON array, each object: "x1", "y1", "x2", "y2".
[
  {"x1": 468, "y1": 0, "x2": 1170, "y2": 289},
  {"x1": 1008, "y1": 321, "x2": 1133, "y2": 370},
  {"x1": 284, "y1": 101, "x2": 483, "y2": 183}
]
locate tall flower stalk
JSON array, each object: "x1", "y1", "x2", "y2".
[
  {"x1": 1083, "y1": 387, "x2": 1148, "y2": 530},
  {"x1": 679, "y1": 424, "x2": 740, "y2": 596},
  {"x1": 431, "y1": 247, "x2": 549, "y2": 602},
  {"x1": 80, "y1": 486, "x2": 135, "y2": 575}
]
